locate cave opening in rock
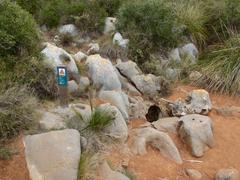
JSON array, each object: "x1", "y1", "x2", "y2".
[{"x1": 146, "y1": 105, "x2": 162, "y2": 122}]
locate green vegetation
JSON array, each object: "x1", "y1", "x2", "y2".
[
  {"x1": 77, "y1": 152, "x2": 91, "y2": 180},
  {"x1": 0, "y1": 145, "x2": 15, "y2": 160},
  {"x1": 197, "y1": 32, "x2": 240, "y2": 95},
  {"x1": 0, "y1": 0, "x2": 40, "y2": 59},
  {"x1": 0, "y1": 86, "x2": 37, "y2": 142}
]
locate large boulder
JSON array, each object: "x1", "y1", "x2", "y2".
[
  {"x1": 41, "y1": 43, "x2": 80, "y2": 83},
  {"x1": 116, "y1": 60, "x2": 142, "y2": 81},
  {"x1": 215, "y1": 168, "x2": 239, "y2": 180},
  {"x1": 129, "y1": 96, "x2": 149, "y2": 119},
  {"x1": 179, "y1": 43, "x2": 198, "y2": 64},
  {"x1": 152, "y1": 117, "x2": 180, "y2": 134},
  {"x1": 169, "y1": 48, "x2": 181, "y2": 63},
  {"x1": 98, "y1": 90, "x2": 129, "y2": 121},
  {"x1": 178, "y1": 114, "x2": 214, "y2": 157},
  {"x1": 104, "y1": 17, "x2": 117, "y2": 34},
  {"x1": 186, "y1": 89, "x2": 212, "y2": 114},
  {"x1": 58, "y1": 24, "x2": 78, "y2": 38},
  {"x1": 86, "y1": 54, "x2": 121, "y2": 91},
  {"x1": 24, "y1": 129, "x2": 81, "y2": 180},
  {"x1": 131, "y1": 74, "x2": 165, "y2": 97},
  {"x1": 39, "y1": 112, "x2": 66, "y2": 131},
  {"x1": 73, "y1": 51, "x2": 87, "y2": 63},
  {"x1": 132, "y1": 127, "x2": 182, "y2": 164},
  {"x1": 98, "y1": 103, "x2": 128, "y2": 142},
  {"x1": 170, "y1": 89, "x2": 212, "y2": 116},
  {"x1": 113, "y1": 32, "x2": 129, "y2": 49}
]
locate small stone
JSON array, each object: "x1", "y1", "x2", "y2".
[
  {"x1": 186, "y1": 169, "x2": 202, "y2": 180},
  {"x1": 215, "y1": 168, "x2": 239, "y2": 180}
]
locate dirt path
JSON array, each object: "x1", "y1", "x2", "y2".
[
  {"x1": 105, "y1": 85, "x2": 240, "y2": 180},
  {"x1": 0, "y1": 135, "x2": 30, "y2": 180}
]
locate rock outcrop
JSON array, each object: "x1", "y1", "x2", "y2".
[
  {"x1": 178, "y1": 114, "x2": 214, "y2": 157},
  {"x1": 215, "y1": 168, "x2": 239, "y2": 180},
  {"x1": 104, "y1": 17, "x2": 117, "y2": 34}
]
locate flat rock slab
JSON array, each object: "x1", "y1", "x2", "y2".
[{"x1": 24, "y1": 129, "x2": 81, "y2": 180}]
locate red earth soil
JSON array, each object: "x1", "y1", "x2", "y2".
[
  {"x1": 105, "y1": 85, "x2": 240, "y2": 180},
  {"x1": 0, "y1": 85, "x2": 239, "y2": 180}
]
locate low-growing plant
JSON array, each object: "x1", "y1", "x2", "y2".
[
  {"x1": 0, "y1": 145, "x2": 14, "y2": 160},
  {"x1": 0, "y1": 0, "x2": 40, "y2": 59},
  {"x1": 196, "y1": 31, "x2": 240, "y2": 95},
  {"x1": 118, "y1": 0, "x2": 181, "y2": 64},
  {"x1": 78, "y1": 152, "x2": 91, "y2": 180},
  {"x1": 98, "y1": 0, "x2": 122, "y2": 16},
  {"x1": 0, "y1": 86, "x2": 37, "y2": 142}
]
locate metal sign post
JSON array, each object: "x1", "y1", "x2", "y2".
[{"x1": 57, "y1": 65, "x2": 69, "y2": 108}]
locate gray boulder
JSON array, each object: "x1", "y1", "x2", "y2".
[
  {"x1": 152, "y1": 117, "x2": 180, "y2": 134},
  {"x1": 169, "y1": 48, "x2": 181, "y2": 63},
  {"x1": 41, "y1": 43, "x2": 80, "y2": 83},
  {"x1": 104, "y1": 17, "x2": 117, "y2": 34},
  {"x1": 116, "y1": 60, "x2": 142, "y2": 81},
  {"x1": 39, "y1": 112, "x2": 66, "y2": 130},
  {"x1": 186, "y1": 89, "x2": 212, "y2": 114},
  {"x1": 186, "y1": 169, "x2": 202, "y2": 180},
  {"x1": 98, "y1": 103, "x2": 128, "y2": 142},
  {"x1": 131, "y1": 74, "x2": 163, "y2": 97},
  {"x1": 73, "y1": 51, "x2": 87, "y2": 63},
  {"x1": 179, "y1": 43, "x2": 199, "y2": 63},
  {"x1": 132, "y1": 127, "x2": 182, "y2": 164},
  {"x1": 86, "y1": 54, "x2": 121, "y2": 91},
  {"x1": 98, "y1": 90, "x2": 129, "y2": 121},
  {"x1": 178, "y1": 114, "x2": 214, "y2": 157},
  {"x1": 24, "y1": 129, "x2": 81, "y2": 180},
  {"x1": 87, "y1": 43, "x2": 100, "y2": 55},
  {"x1": 215, "y1": 168, "x2": 239, "y2": 180},
  {"x1": 189, "y1": 71, "x2": 202, "y2": 81},
  {"x1": 58, "y1": 24, "x2": 78, "y2": 38},
  {"x1": 165, "y1": 68, "x2": 180, "y2": 81},
  {"x1": 113, "y1": 32, "x2": 129, "y2": 49},
  {"x1": 129, "y1": 96, "x2": 149, "y2": 119}
]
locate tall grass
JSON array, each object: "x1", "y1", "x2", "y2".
[{"x1": 197, "y1": 32, "x2": 240, "y2": 95}]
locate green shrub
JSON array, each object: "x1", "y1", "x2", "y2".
[
  {"x1": 0, "y1": 145, "x2": 14, "y2": 160},
  {"x1": 197, "y1": 32, "x2": 240, "y2": 95},
  {"x1": 118, "y1": 0, "x2": 181, "y2": 63},
  {"x1": 15, "y1": 0, "x2": 43, "y2": 18},
  {"x1": 174, "y1": 0, "x2": 208, "y2": 47},
  {"x1": 0, "y1": 86, "x2": 37, "y2": 141},
  {"x1": 98, "y1": 0, "x2": 122, "y2": 16},
  {"x1": 0, "y1": 0, "x2": 40, "y2": 58}
]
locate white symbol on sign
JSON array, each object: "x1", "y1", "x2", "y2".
[{"x1": 59, "y1": 68, "x2": 66, "y2": 76}]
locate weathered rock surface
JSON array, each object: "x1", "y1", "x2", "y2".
[
  {"x1": 41, "y1": 43, "x2": 79, "y2": 82},
  {"x1": 215, "y1": 168, "x2": 239, "y2": 180},
  {"x1": 189, "y1": 71, "x2": 202, "y2": 81},
  {"x1": 99, "y1": 161, "x2": 130, "y2": 180},
  {"x1": 170, "y1": 89, "x2": 212, "y2": 116},
  {"x1": 129, "y1": 96, "x2": 149, "y2": 119},
  {"x1": 178, "y1": 114, "x2": 214, "y2": 157},
  {"x1": 132, "y1": 127, "x2": 182, "y2": 164},
  {"x1": 73, "y1": 51, "x2": 87, "y2": 63},
  {"x1": 39, "y1": 112, "x2": 66, "y2": 130},
  {"x1": 99, "y1": 90, "x2": 129, "y2": 121},
  {"x1": 131, "y1": 74, "x2": 164, "y2": 97},
  {"x1": 116, "y1": 60, "x2": 142, "y2": 81},
  {"x1": 104, "y1": 17, "x2": 117, "y2": 34},
  {"x1": 179, "y1": 43, "x2": 198, "y2": 63},
  {"x1": 86, "y1": 54, "x2": 121, "y2": 91},
  {"x1": 152, "y1": 117, "x2": 180, "y2": 134},
  {"x1": 113, "y1": 32, "x2": 129, "y2": 49},
  {"x1": 169, "y1": 48, "x2": 181, "y2": 63},
  {"x1": 186, "y1": 169, "x2": 202, "y2": 180},
  {"x1": 98, "y1": 103, "x2": 128, "y2": 142},
  {"x1": 165, "y1": 68, "x2": 180, "y2": 81},
  {"x1": 58, "y1": 24, "x2": 78, "y2": 37},
  {"x1": 24, "y1": 129, "x2": 81, "y2": 180},
  {"x1": 186, "y1": 89, "x2": 212, "y2": 114},
  {"x1": 68, "y1": 80, "x2": 79, "y2": 95},
  {"x1": 87, "y1": 43, "x2": 100, "y2": 55}
]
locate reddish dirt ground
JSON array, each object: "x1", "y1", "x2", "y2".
[
  {"x1": 0, "y1": 85, "x2": 239, "y2": 180},
  {"x1": 105, "y1": 85, "x2": 240, "y2": 180},
  {"x1": 0, "y1": 135, "x2": 30, "y2": 180}
]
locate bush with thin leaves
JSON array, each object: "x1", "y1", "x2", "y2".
[
  {"x1": 197, "y1": 32, "x2": 240, "y2": 95},
  {"x1": 0, "y1": 86, "x2": 37, "y2": 141}
]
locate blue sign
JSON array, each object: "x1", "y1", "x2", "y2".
[{"x1": 57, "y1": 66, "x2": 68, "y2": 86}]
